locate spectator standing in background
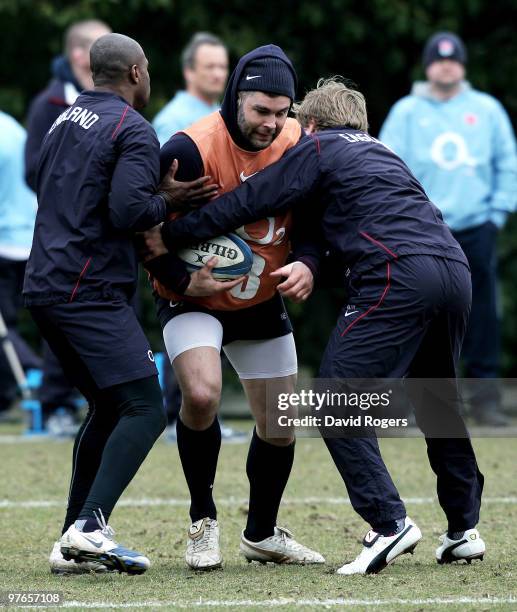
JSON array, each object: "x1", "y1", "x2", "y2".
[
  {"x1": 152, "y1": 32, "x2": 228, "y2": 146},
  {"x1": 24, "y1": 19, "x2": 111, "y2": 434},
  {"x1": 380, "y1": 31, "x2": 517, "y2": 426},
  {"x1": 0, "y1": 111, "x2": 40, "y2": 417},
  {"x1": 25, "y1": 19, "x2": 111, "y2": 188}
]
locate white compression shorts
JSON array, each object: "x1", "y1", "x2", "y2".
[{"x1": 162, "y1": 311, "x2": 297, "y2": 380}]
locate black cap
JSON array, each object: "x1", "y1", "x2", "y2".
[
  {"x1": 422, "y1": 32, "x2": 467, "y2": 69},
  {"x1": 237, "y1": 57, "x2": 296, "y2": 100}
]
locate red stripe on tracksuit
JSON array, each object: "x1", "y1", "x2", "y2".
[
  {"x1": 111, "y1": 105, "x2": 129, "y2": 140},
  {"x1": 359, "y1": 231, "x2": 399, "y2": 259},
  {"x1": 69, "y1": 257, "x2": 92, "y2": 302}
]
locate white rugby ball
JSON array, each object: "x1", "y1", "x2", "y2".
[{"x1": 177, "y1": 232, "x2": 253, "y2": 280}]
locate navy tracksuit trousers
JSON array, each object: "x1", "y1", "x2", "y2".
[
  {"x1": 319, "y1": 254, "x2": 484, "y2": 532},
  {"x1": 453, "y1": 222, "x2": 501, "y2": 408}
]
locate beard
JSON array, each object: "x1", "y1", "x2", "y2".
[{"x1": 237, "y1": 104, "x2": 277, "y2": 150}]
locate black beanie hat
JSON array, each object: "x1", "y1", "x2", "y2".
[
  {"x1": 422, "y1": 32, "x2": 467, "y2": 69},
  {"x1": 237, "y1": 57, "x2": 296, "y2": 100}
]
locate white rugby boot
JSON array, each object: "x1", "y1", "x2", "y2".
[
  {"x1": 60, "y1": 510, "x2": 150, "y2": 575},
  {"x1": 185, "y1": 518, "x2": 222, "y2": 570},
  {"x1": 436, "y1": 528, "x2": 485, "y2": 564},
  {"x1": 49, "y1": 540, "x2": 108, "y2": 574},
  {"x1": 337, "y1": 517, "x2": 422, "y2": 575},
  {"x1": 240, "y1": 526, "x2": 325, "y2": 564}
]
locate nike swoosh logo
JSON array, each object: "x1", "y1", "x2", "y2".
[
  {"x1": 246, "y1": 75, "x2": 261, "y2": 80},
  {"x1": 344, "y1": 310, "x2": 358, "y2": 317},
  {"x1": 239, "y1": 171, "x2": 258, "y2": 182},
  {"x1": 83, "y1": 535, "x2": 103, "y2": 548}
]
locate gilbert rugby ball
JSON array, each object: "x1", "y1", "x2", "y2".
[{"x1": 177, "y1": 233, "x2": 253, "y2": 280}]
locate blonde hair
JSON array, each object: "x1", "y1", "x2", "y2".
[{"x1": 295, "y1": 77, "x2": 369, "y2": 132}]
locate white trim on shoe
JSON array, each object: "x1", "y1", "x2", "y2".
[
  {"x1": 240, "y1": 526, "x2": 325, "y2": 565},
  {"x1": 337, "y1": 517, "x2": 422, "y2": 575},
  {"x1": 60, "y1": 510, "x2": 150, "y2": 575},
  {"x1": 49, "y1": 540, "x2": 108, "y2": 574},
  {"x1": 436, "y1": 528, "x2": 485, "y2": 564},
  {"x1": 185, "y1": 518, "x2": 222, "y2": 570}
]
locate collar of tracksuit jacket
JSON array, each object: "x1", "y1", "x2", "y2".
[{"x1": 51, "y1": 55, "x2": 83, "y2": 91}]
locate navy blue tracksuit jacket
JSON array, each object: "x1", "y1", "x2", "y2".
[{"x1": 23, "y1": 90, "x2": 167, "y2": 306}]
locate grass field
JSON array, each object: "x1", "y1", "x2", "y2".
[{"x1": 1, "y1": 419, "x2": 516, "y2": 611}]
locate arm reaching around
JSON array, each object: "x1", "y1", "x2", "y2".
[{"x1": 159, "y1": 136, "x2": 322, "y2": 249}]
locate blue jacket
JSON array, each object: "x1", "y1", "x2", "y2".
[
  {"x1": 160, "y1": 128, "x2": 467, "y2": 280},
  {"x1": 379, "y1": 82, "x2": 517, "y2": 231},
  {"x1": 0, "y1": 112, "x2": 37, "y2": 260},
  {"x1": 152, "y1": 91, "x2": 219, "y2": 146},
  {"x1": 23, "y1": 90, "x2": 168, "y2": 305}
]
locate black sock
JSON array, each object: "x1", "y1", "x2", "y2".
[
  {"x1": 244, "y1": 428, "x2": 295, "y2": 542},
  {"x1": 447, "y1": 530, "x2": 466, "y2": 540},
  {"x1": 76, "y1": 376, "x2": 166, "y2": 522},
  {"x1": 176, "y1": 416, "x2": 221, "y2": 522},
  {"x1": 62, "y1": 405, "x2": 118, "y2": 534},
  {"x1": 74, "y1": 517, "x2": 99, "y2": 532}
]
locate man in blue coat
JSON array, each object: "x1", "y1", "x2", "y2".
[
  {"x1": 0, "y1": 111, "x2": 40, "y2": 414},
  {"x1": 144, "y1": 78, "x2": 486, "y2": 575},
  {"x1": 152, "y1": 32, "x2": 229, "y2": 146},
  {"x1": 380, "y1": 32, "x2": 517, "y2": 426}
]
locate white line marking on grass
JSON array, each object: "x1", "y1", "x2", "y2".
[
  {"x1": 20, "y1": 596, "x2": 516, "y2": 608},
  {"x1": 1, "y1": 496, "x2": 516, "y2": 509},
  {"x1": 2, "y1": 428, "x2": 517, "y2": 444},
  {"x1": 0, "y1": 435, "x2": 56, "y2": 443}
]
